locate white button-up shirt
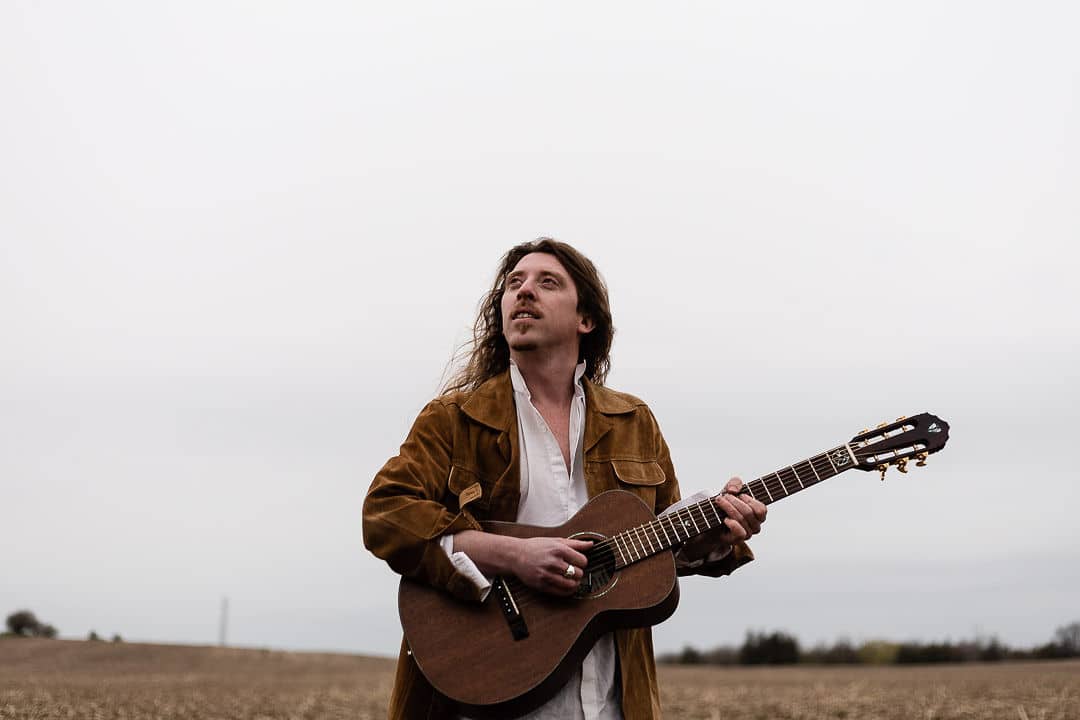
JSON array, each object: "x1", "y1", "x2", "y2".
[{"x1": 444, "y1": 362, "x2": 621, "y2": 720}]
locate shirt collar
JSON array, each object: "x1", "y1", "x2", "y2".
[{"x1": 509, "y1": 361, "x2": 587, "y2": 400}]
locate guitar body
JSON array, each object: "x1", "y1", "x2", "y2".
[{"x1": 398, "y1": 490, "x2": 679, "y2": 718}]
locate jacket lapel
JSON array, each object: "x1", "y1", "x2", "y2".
[
  {"x1": 461, "y1": 372, "x2": 516, "y2": 463},
  {"x1": 582, "y1": 378, "x2": 636, "y2": 454}
]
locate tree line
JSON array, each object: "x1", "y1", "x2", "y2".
[
  {"x1": 659, "y1": 621, "x2": 1080, "y2": 665},
  {"x1": 3, "y1": 609, "x2": 121, "y2": 643}
]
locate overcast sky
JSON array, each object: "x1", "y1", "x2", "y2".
[{"x1": 2, "y1": 2, "x2": 1078, "y2": 658}]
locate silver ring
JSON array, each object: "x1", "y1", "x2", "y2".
[{"x1": 564, "y1": 564, "x2": 576, "y2": 579}]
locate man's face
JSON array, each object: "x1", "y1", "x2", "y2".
[{"x1": 501, "y1": 252, "x2": 593, "y2": 357}]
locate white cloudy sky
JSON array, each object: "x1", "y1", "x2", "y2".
[{"x1": 2, "y1": 2, "x2": 1078, "y2": 657}]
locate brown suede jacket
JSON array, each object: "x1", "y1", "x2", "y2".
[{"x1": 363, "y1": 371, "x2": 753, "y2": 720}]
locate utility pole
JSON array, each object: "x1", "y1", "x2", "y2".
[{"x1": 218, "y1": 596, "x2": 228, "y2": 647}]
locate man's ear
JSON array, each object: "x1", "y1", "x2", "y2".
[{"x1": 578, "y1": 314, "x2": 595, "y2": 334}]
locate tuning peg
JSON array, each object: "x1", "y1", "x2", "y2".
[
  {"x1": 876, "y1": 422, "x2": 889, "y2": 429},
  {"x1": 877, "y1": 464, "x2": 888, "y2": 481},
  {"x1": 859, "y1": 428, "x2": 869, "y2": 435},
  {"x1": 895, "y1": 458, "x2": 908, "y2": 474},
  {"x1": 915, "y1": 452, "x2": 929, "y2": 467},
  {"x1": 896, "y1": 416, "x2": 907, "y2": 422}
]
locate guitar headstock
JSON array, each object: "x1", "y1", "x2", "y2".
[{"x1": 849, "y1": 413, "x2": 949, "y2": 479}]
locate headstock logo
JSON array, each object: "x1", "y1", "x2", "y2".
[{"x1": 929, "y1": 423, "x2": 941, "y2": 433}]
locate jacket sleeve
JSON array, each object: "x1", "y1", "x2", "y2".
[
  {"x1": 649, "y1": 407, "x2": 755, "y2": 579},
  {"x1": 363, "y1": 399, "x2": 486, "y2": 603}
]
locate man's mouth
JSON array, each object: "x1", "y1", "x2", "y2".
[{"x1": 512, "y1": 310, "x2": 540, "y2": 320}]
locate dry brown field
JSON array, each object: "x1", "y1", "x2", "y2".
[{"x1": 1, "y1": 638, "x2": 1077, "y2": 720}]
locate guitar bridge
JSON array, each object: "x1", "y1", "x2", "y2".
[{"x1": 491, "y1": 576, "x2": 529, "y2": 641}]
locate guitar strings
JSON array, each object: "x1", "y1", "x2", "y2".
[
  {"x1": 579, "y1": 440, "x2": 926, "y2": 563},
  {"x1": 579, "y1": 449, "x2": 845, "y2": 561},
  {"x1": 577, "y1": 439, "x2": 926, "y2": 563},
  {"x1": 492, "y1": 443, "x2": 930, "y2": 610}
]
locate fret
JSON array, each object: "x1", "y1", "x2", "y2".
[
  {"x1": 639, "y1": 524, "x2": 654, "y2": 554},
  {"x1": 784, "y1": 467, "x2": 801, "y2": 494},
  {"x1": 824, "y1": 450, "x2": 839, "y2": 474},
  {"x1": 777, "y1": 468, "x2": 795, "y2": 495},
  {"x1": 616, "y1": 533, "x2": 635, "y2": 562},
  {"x1": 660, "y1": 515, "x2": 679, "y2": 543},
  {"x1": 671, "y1": 509, "x2": 687, "y2": 537},
  {"x1": 644, "y1": 522, "x2": 659, "y2": 550},
  {"x1": 689, "y1": 504, "x2": 706, "y2": 533},
  {"x1": 640, "y1": 524, "x2": 656, "y2": 554},
  {"x1": 699, "y1": 501, "x2": 717, "y2": 531},
  {"x1": 684, "y1": 507, "x2": 701, "y2": 534},
  {"x1": 777, "y1": 471, "x2": 792, "y2": 496},
  {"x1": 612, "y1": 540, "x2": 626, "y2": 567},
  {"x1": 651, "y1": 521, "x2": 667, "y2": 549},
  {"x1": 748, "y1": 480, "x2": 768, "y2": 504},
  {"x1": 762, "y1": 477, "x2": 775, "y2": 502},
  {"x1": 707, "y1": 498, "x2": 724, "y2": 527},
  {"x1": 611, "y1": 534, "x2": 625, "y2": 566},
  {"x1": 797, "y1": 461, "x2": 812, "y2": 487},
  {"x1": 816, "y1": 455, "x2": 833, "y2": 479},
  {"x1": 626, "y1": 532, "x2": 639, "y2": 562},
  {"x1": 666, "y1": 512, "x2": 681, "y2": 539},
  {"x1": 657, "y1": 517, "x2": 674, "y2": 545},
  {"x1": 626, "y1": 526, "x2": 639, "y2": 561}
]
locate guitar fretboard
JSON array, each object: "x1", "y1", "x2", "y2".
[{"x1": 603, "y1": 444, "x2": 857, "y2": 569}]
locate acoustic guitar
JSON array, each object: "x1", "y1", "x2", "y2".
[{"x1": 398, "y1": 412, "x2": 950, "y2": 717}]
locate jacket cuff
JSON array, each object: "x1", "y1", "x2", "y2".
[
  {"x1": 677, "y1": 541, "x2": 755, "y2": 578},
  {"x1": 414, "y1": 510, "x2": 486, "y2": 603},
  {"x1": 439, "y1": 534, "x2": 493, "y2": 601}
]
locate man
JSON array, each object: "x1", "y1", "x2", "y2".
[{"x1": 364, "y1": 238, "x2": 767, "y2": 720}]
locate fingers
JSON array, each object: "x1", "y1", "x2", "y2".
[
  {"x1": 558, "y1": 539, "x2": 592, "y2": 569},
  {"x1": 714, "y1": 494, "x2": 756, "y2": 536},
  {"x1": 715, "y1": 476, "x2": 767, "y2": 540},
  {"x1": 515, "y1": 537, "x2": 593, "y2": 596},
  {"x1": 544, "y1": 559, "x2": 581, "y2": 596}
]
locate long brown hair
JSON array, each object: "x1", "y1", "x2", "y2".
[{"x1": 443, "y1": 238, "x2": 614, "y2": 393}]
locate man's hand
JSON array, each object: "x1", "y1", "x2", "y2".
[
  {"x1": 713, "y1": 476, "x2": 767, "y2": 542},
  {"x1": 680, "y1": 476, "x2": 767, "y2": 562},
  {"x1": 452, "y1": 530, "x2": 592, "y2": 596},
  {"x1": 512, "y1": 537, "x2": 593, "y2": 597}
]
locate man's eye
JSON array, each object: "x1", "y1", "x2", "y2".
[{"x1": 541, "y1": 278, "x2": 557, "y2": 288}]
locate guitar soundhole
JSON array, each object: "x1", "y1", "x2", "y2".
[{"x1": 570, "y1": 531, "x2": 619, "y2": 600}]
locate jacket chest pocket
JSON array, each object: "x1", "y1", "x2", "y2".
[
  {"x1": 609, "y1": 459, "x2": 666, "y2": 511},
  {"x1": 445, "y1": 465, "x2": 493, "y2": 518}
]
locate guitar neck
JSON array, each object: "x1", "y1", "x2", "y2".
[{"x1": 604, "y1": 443, "x2": 858, "y2": 570}]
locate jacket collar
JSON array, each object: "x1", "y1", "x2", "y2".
[
  {"x1": 460, "y1": 371, "x2": 517, "y2": 432},
  {"x1": 582, "y1": 376, "x2": 636, "y2": 416},
  {"x1": 460, "y1": 370, "x2": 636, "y2": 432}
]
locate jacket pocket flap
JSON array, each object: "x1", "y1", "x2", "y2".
[
  {"x1": 611, "y1": 460, "x2": 666, "y2": 486},
  {"x1": 447, "y1": 465, "x2": 488, "y2": 508}
]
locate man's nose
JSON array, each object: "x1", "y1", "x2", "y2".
[{"x1": 515, "y1": 278, "x2": 537, "y2": 298}]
